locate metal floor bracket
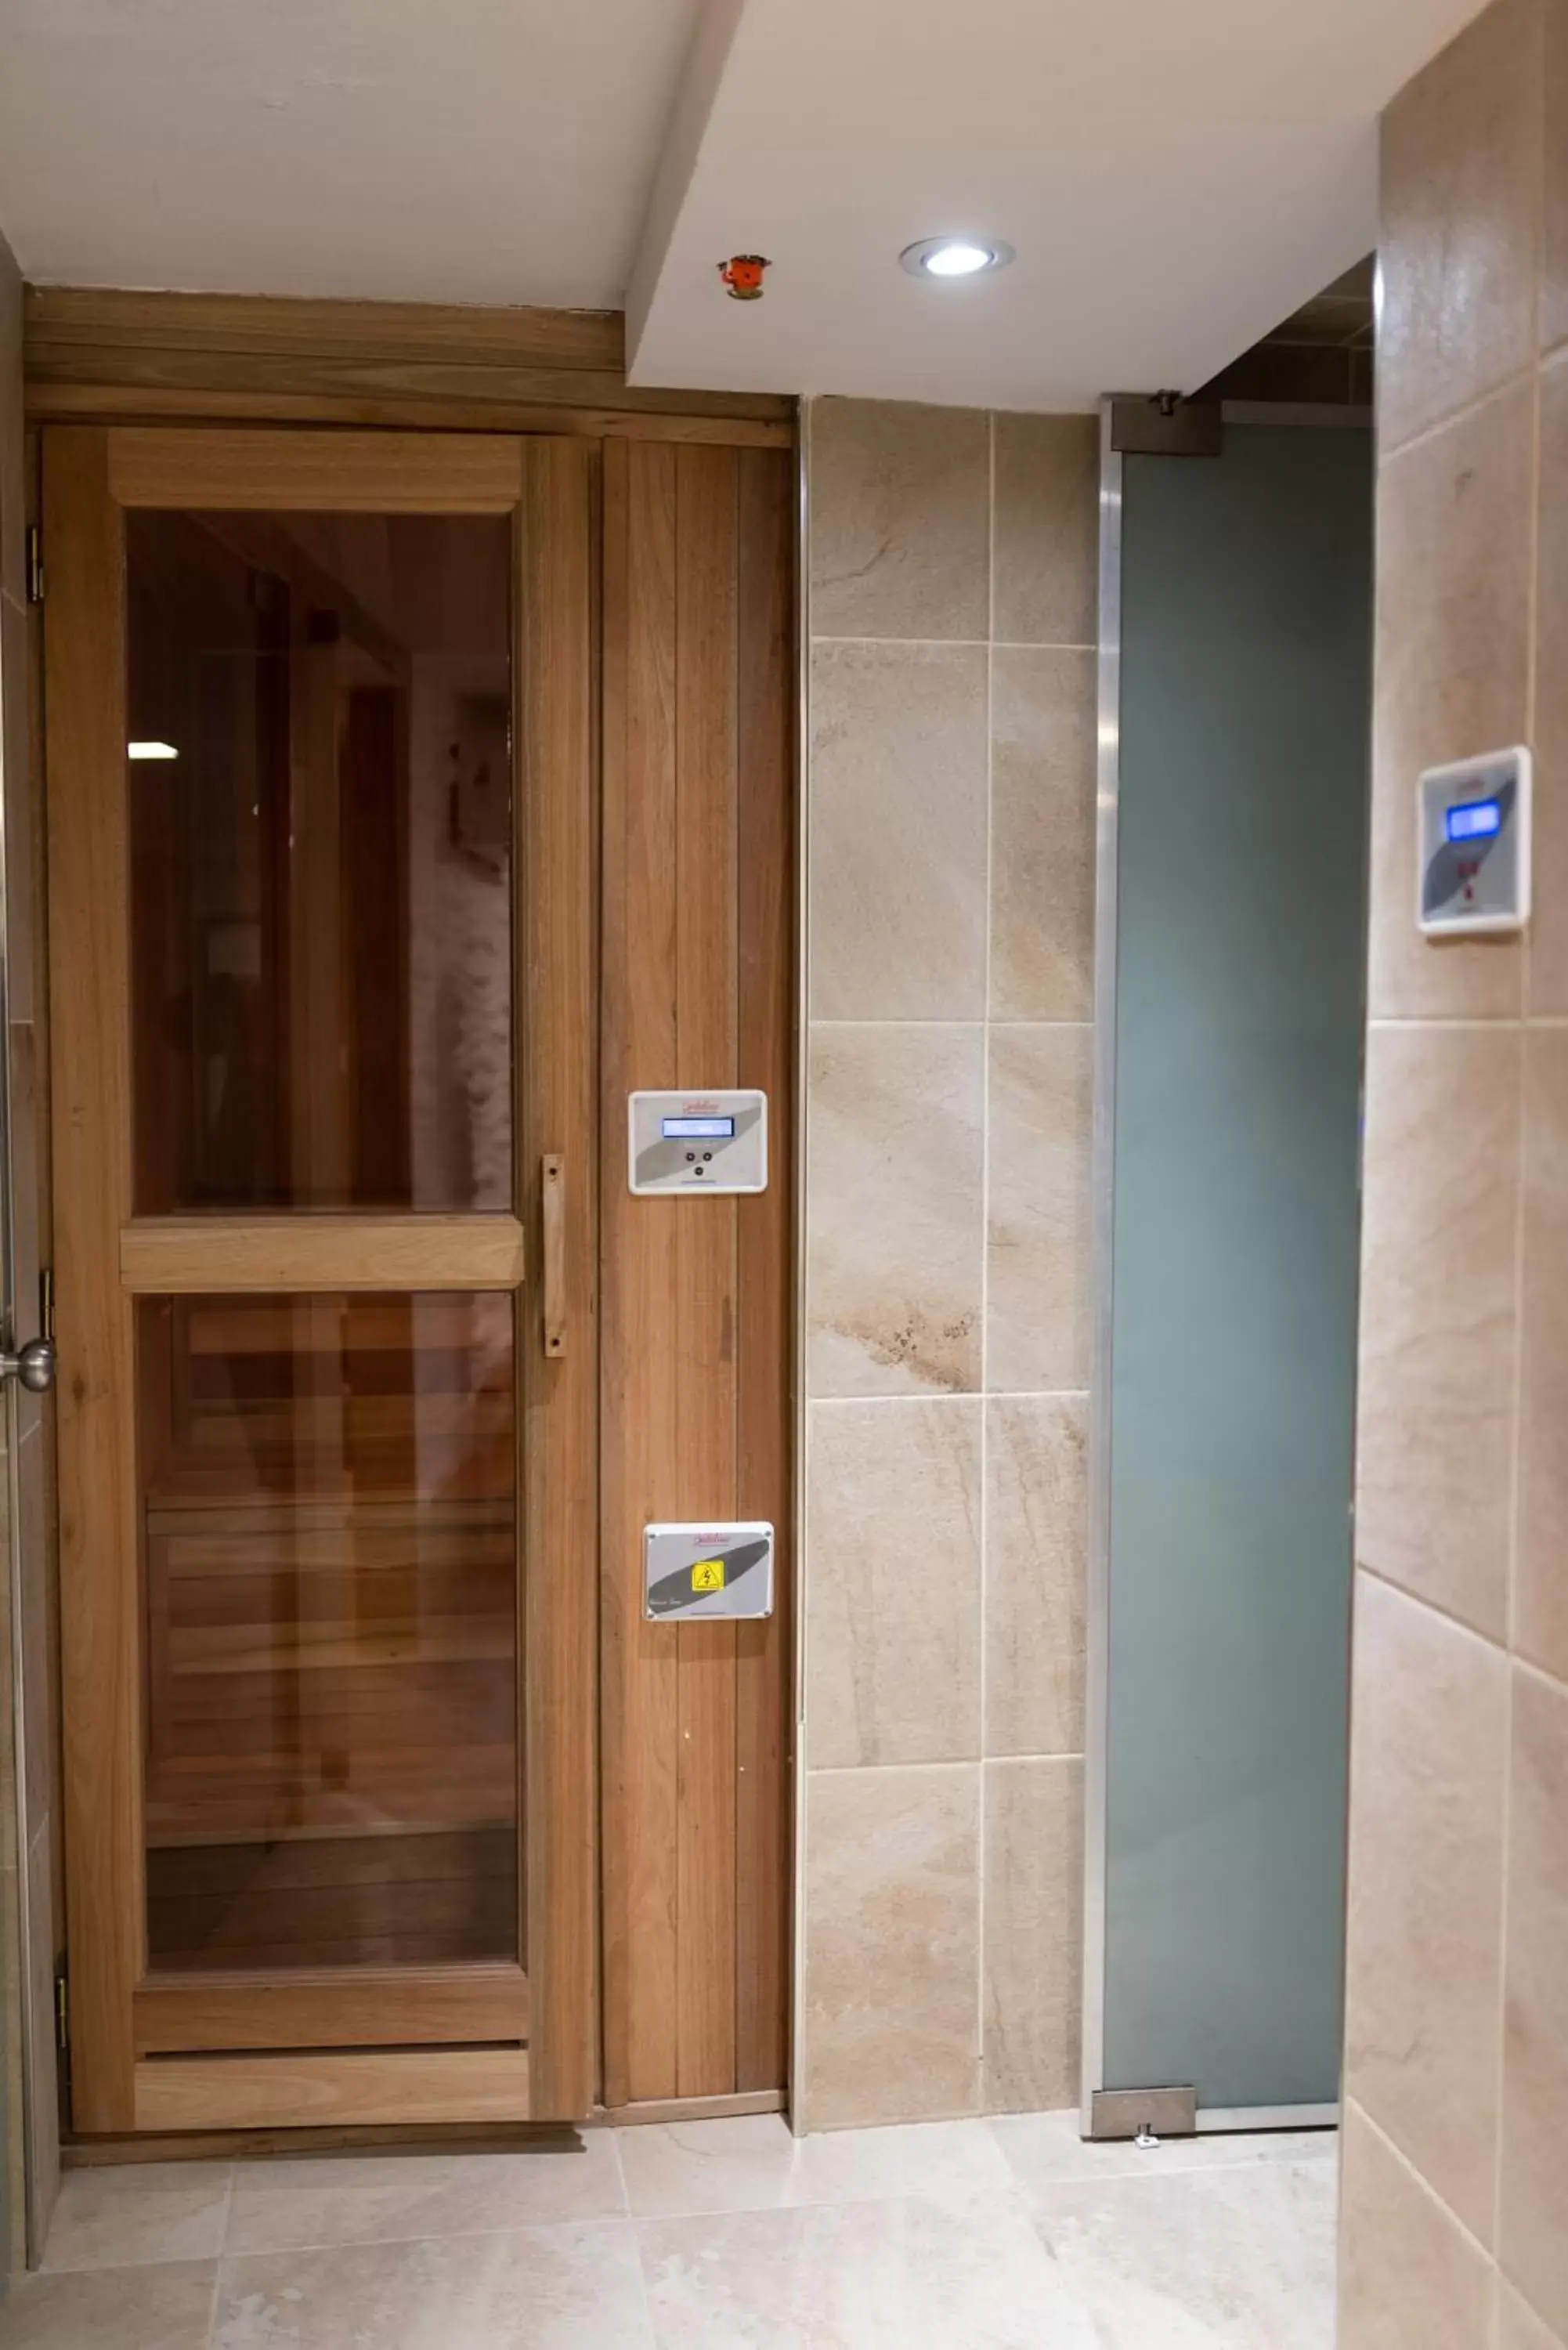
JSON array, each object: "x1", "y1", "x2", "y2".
[{"x1": 1089, "y1": 2084, "x2": 1198, "y2": 2142}]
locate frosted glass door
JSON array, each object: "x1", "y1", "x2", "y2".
[{"x1": 1094, "y1": 420, "x2": 1371, "y2": 2117}]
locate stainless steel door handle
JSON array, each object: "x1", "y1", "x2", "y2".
[{"x1": 0, "y1": 1336, "x2": 55, "y2": 1393}]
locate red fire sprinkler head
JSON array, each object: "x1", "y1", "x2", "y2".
[{"x1": 718, "y1": 255, "x2": 771, "y2": 301}]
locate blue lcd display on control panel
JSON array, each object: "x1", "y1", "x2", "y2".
[
  {"x1": 661, "y1": 1115, "x2": 735, "y2": 1140},
  {"x1": 1445, "y1": 797, "x2": 1503, "y2": 844}
]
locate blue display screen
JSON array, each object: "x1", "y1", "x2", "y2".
[
  {"x1": 662, "y1": 1115, "x2": 735, "y2": 1140},
  {"x1": 1446, "y1": 797, "x2": 1502, "y2": 844}
]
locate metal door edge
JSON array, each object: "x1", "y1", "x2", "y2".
[{"x1": 1079, "y1": 398, "x2": 1122, "y2": 2134}]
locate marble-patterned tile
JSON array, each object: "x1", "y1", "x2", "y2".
[
  {"x1": 989, "y1": 2106, "x2": 1336, "y2": 2187},
  {"x1": 620, "y1": 2113, "x2": 798, "y2": 2218},
  {"x1": 618, "y1": 2112, "x2": 1010, "y2": 2220},
  {"x1": 1025, "y1": 2157, "x2": 1337, "y2": 2349},
  {"x1": 1547, "y1": 0, "x2": 1568, "y2": 356},
  {"x1": 1529, "y1": 360, "x2": 1568, "y2": 1014},
  {"x1": 1338, "y1": 2099, "x2": 1493, "y2": 2350},
  {"x1": 1355, "y1": 1025, "x2": 1520, "y2": 1637},
  {"x1": 806, "y1": 1398, "x2": 981, "y2": 1767},
  {"x1": 780, "y1": 2116, "x2": 1013, "y2": 2212},
  {"x1": 214, "y1": 2221, "x2": 652, "y2": 2349},
  {"x1": 1378, "y1": 0, "x2": 1542, "y2": 452},
  {"x1": 226, "y1": 2135, "x2": 626, "y2": 2254},
  {"x1": 985, "y1": 1394, "x2": 1086, "y2": 1756},
  {"x1": 809, "y1": 399, "x2": 989, "y2": 642},
  {"x1": 1367, "y1": 385, "x2": 1531, "y2": 1021},
  {"x1": 1, "y1": 2258, "x2": 219, "y2": 2348},
  {"x1": 42, "y1": 2158, "x2": 230, "y2": 2271},
  {"x1": 1519, "y1": 1032, "x2": 1568, "y2": 1680},
  {"x1": 992, "y1": 414, "x2": 1099, "y2": 649},
  {"x1": 1500, "y1": 2282, "x2": 1566, "y2": 2350},
  {"x1": 985, "y1": 1025, "x2": 1092, "y2": 1394},
  {"x1": 1499, "y1": 1666, "x2": 1568, "y2": 2339},
  {"x1": 639, "y1": 2187, "x2": 1087, "y2": 2350},
  {"x1": 1343, "y1": 1573, "x2": 1508, "y2": 2242},
  {"x1": 0, "y1": 228, "x2": 22, "y2": 613},
  {"x1": 806, "y1": 1023, "x2": 984, "y2": 1398},
  {"x1": 801, "y1": 1764, "x2": 979, "y2": 2129},
  {"x1": 989, "y1": 646, "x2": 1096, "y2": 1022},
  {"x1": 808, "y1": 641, "x2": 987, "y2": 1020},
  {"x1": 982, "y1": 1758, "x2": 1082, "y2": 2115}
]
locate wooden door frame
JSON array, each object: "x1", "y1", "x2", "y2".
[{"x1": 43, "y1": 424, "x2": 597, "y2": 2133}]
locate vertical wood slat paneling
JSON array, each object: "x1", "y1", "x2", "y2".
[
  {"x1": 673, "y1": 448, "x2": 740, "y2": 2098},
  {"x1": 734, "y1": 450, "x2": 796, "y2": 2091},
  {"x1": 517, "y1": 438, "x2": 599, "y2": 2121},
  {"x1": 45, "y1": 427, "x2": 143, "y2": 2131},
  {"x1": 601, "y1": 439, "x2": 794, "y2": 2106},
  {"x1": 602, "y1": 439, "x2": 681, "y2": 2106}
]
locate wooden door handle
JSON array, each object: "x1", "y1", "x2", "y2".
[{"x1": 541, "y1": 1155, "x2": 567, "y2": 1359}]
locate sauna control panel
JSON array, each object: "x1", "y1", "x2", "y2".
[
  {"x1": 1418, "y1": 747, "x2": 1531, "y2": 937},
  {"x1": 628, "y1": 1090, "x2": 768, "y2": 1194},
  {"x1": 644, "y1": 1522, "x2": 775, "y2": 1622}
]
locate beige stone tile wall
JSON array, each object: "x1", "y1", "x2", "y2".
[
  {"x1": 800, "y1": 397, "x2": 1098, "y2": 2128},
  {"x1": 1342, "y1": 5, "x2": 1568, "y2": 2342}
]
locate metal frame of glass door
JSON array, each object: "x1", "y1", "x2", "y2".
[{"x1": 1080, "y1": 396, "x2": 1366, "y2": 2138}]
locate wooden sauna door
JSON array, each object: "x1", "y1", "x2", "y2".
[{"x1": 44, "y1": 427, "x2": 596, "y2": 2135}]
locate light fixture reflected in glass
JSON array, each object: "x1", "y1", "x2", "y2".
[
  {"x1": 900, "y1": 237, "x2": 1015, "y2": 280},
  {"x1": 128, "y1": 741, "x2": 179, "y2": 761}
]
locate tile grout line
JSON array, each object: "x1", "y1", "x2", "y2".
[
  {"x1": 806, "y1": 1751, "x2": 1086, "y2": 1777},
  {"x1": 1365, "y1": 1015, "x2": 1530, "y2": 1030},
  {"x1": 975, "y1": 404, "x2": 998, "y2": 2120},
  {"x1": 824, "y1": 1388, "x2": 1092, "y2": 1399},
  {"x1": 1380, "y1": 359, "x2": 1540, "y2": 471},
  {"x1": 808, "y1": 634, "x2": 1096, "y2": 653},
  {"x1": 204, "y1": 2164, "x2": 236, "y2": 2350},
  {"x1": 1353, "y1": 1557, "x2": 1568, "y2": 1693},
  {"x1": 1347, "y1": 2096, "x2": 1501, "y2": 2271},
  {"x1": 621, "y1": 2128, "x2": 662, "y2": 2350},
  {"x1": 198, "y1": 2207, "x2": 647, "y2": 2268},
  {"x1": 807, "y1": 1018, "x2": 1093, "y2": 1032}
]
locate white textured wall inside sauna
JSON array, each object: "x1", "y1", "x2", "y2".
[{"x1": 797, "y1": 396, "x2": 1098, "y2": 2128}]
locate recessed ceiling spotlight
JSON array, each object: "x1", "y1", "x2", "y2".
[{"x1": 900, "y1": 236, "x2": 1014, "y2": 280}]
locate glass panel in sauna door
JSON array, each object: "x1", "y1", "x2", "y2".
[
  {"x1": 121, "y1": 505, "x2": 523, "y2": 2020},
  {"x1": 138, "y1": 1292, "x2": 518, "y2": 1976},
  {"x1": 126, "y1": 508, "x2": 514, "y2": 1213}
]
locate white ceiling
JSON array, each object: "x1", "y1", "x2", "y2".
[
  {"x1": 627, "y1": 0, "x2": 1486, "y2": 408},
  {"x1": 0, "y1": 0, "x2": 701, "y2": 309},
  {"x1": 0, "y1": 0, "x2": 1485, "y2": 409}
]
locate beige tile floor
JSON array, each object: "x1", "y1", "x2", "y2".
[{"x1": 1, "y1": 2109, "x2": 1338, "y2": 2348}]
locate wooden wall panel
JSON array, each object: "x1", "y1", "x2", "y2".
[
  {"x1": 45, "y1": 428, "x2": 143, "y2": 2132},
  {"x1": 516, "y1": 439, "x2": 599, "y2": 2122},
  {"x1": 733, "y1": 451, "x2": 796, "y2": 2092},
  {"x1": 25, "y1": 287, "x2": 793, "y2": 446},
  {"x1": 600, "y1": 439, "x2": 794, "y2": 2109}
]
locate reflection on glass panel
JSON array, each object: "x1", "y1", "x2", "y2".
[
  {"x1": 138, "y1": 1292, "x2": 517, "y2": 1972},
  {"x1": 127, "y1": 511, "x2": 513, "y2": 1213}
]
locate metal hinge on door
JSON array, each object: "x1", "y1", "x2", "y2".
[
  {"x1": 53, "y1": 1965, "x2": 67, "y2": 2055},
  {"x1": 26, "y1": 523, "x2": 43, "y2": 606}
]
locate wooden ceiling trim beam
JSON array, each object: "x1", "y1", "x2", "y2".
[
  {"x1": 27, "y1": 286, "x2": 628, "y2": 371},
  {"x1": 23, "y1": 286, "x2": 795, "y2": 441}
]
